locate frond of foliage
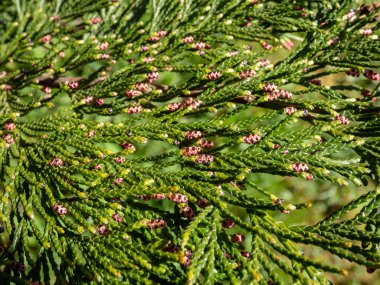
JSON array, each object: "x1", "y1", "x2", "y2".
[{"x1": 0, "y1": 0, "x2": 379, "y2": 284}]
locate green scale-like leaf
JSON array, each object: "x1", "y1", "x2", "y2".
[{"x1": 0, "y1": 0, "x2": 379, "y2": 284}]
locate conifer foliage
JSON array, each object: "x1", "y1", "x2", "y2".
[{"x1": 0, "y1": 0, "x2": 380, "y2": 284}]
